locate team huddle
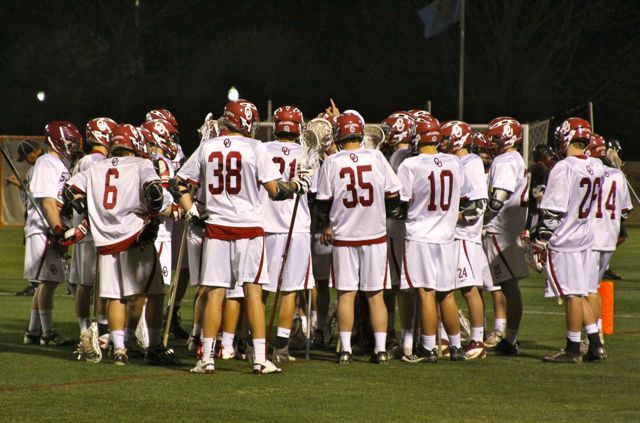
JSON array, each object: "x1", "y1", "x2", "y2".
[{"x1": 17, "y1": 99, "x2": 632, "y2": 374}]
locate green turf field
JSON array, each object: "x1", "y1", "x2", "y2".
[{"x1": 0, "y1": 227, "x2": 638, "y2": 422}]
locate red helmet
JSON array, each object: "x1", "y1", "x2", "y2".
[
  {"x1": 146, "y1": 109, "x2": 178, "y2": 130},
  {"x1": 274, "y1": 106, "x2": 304, "y2": 138},
  {"x1": 137, "y1": 126, "x2": 155, "y2": 147},
  {"x1": 407, "y1": 109, "x2": 432, "y2": 120},
  {"x1": 333, "y1": 113, "x2": 365, "y2": 143},
  {"x1": 484, "y1": 116, "x2": 523, "y2": 154},
  {"x1": 381, "y1": 112, "x2": 416, "y2": 146},
  {"x1": 141, "y1": 119, "x2": 179, "y2": 160},
  {"x1": 86, "y1": 117, "x2": 117, "y2": 149},
  {"x1": 45, "y1": 121, "x2": 82, "y2": 163},
  {"x1": 411, "y1": 116, "x2": 441, "y2": 152},
  {"x1": 587, "y1": 133, "x2": 606, "y2": 158},
  {"x1": 316, "y1": 112, "x2": 336, "y2": 124},
  {"x1": 223, "y1": 99, "x2": 260, "y2": 138},
  {"x1": 440, "y1": 120, "x2": 472, "y2": 154},
  {"x1": 554, "y1": 117, "x2": 591, "y2": 158},
  {"x1": 111, "y1": 124, "x2": 147, "y2": 157},
  {"x1": 472, "y1": 132, "x2": 493, "y2": 153}
]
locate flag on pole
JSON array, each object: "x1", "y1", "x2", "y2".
[{"x1": 419, "y1": 0, "x2": 462, "y2": 39}]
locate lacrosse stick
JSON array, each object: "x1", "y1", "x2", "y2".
[
  {"x1": 363, "y1": 124, "x2": 388, "y2": 150},
  {"x1": 305, "y1": 287, "x2": 312, "y2": 360},
  {"x1": 521, "y1": 232, "x2": 563, "y2": 305},
  {"x1": 305, "y1": 118, "x2": 333, "y2": 161},
  {"x1": 77, "y1": 249, "x2": 103, "y2": 363}
]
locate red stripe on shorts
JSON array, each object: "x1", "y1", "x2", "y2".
[
  {"x1": 402, "y1": 245, "x2": 414, "y2": 289},
  {"x1": 383, "y1": 253, "x2": 388, "y2": 289},
  {"x1": 462, "y1": 240, "x2": 476, "y2": 281},
  {"x1": 304, "y1": 255, "x2": 310, "y2": 290},
  {"x1": 252, "y1": 237, "x2": 265, "y2": 284},
  {"x1": 547, "y1": 250, "x2": 565, "y2": 297},
  {"x1": 330, "y1": 252, "x2": 335, "y2": 289},
  {"x1": 491, "y1": 235, "x2": 516, "y2": 281},
  {"x1": 389, "y1": 237, "x2": 401, "y2": 278}
]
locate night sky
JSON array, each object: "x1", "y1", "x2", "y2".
[{"x1": 1, "y1": 0, "x2": 639, "y2": 157}]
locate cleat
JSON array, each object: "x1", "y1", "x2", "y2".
[
  {"x1": 449, "y1": 345, "x2": 466, "y2": 361},
  {"x1": 583, "y1": 346, "x2": 607, "y2": 362},
  {"x1": 463, "y1": 340, "x2": 486, "y2": 360},
  {"x1": 370, "y1": 351, "x2": 389, "y2": 365},
  {"x1": 113, "y1": 348, "x2": 128, "y2": 365},
  {"x1": 272, "y1": 346, "x2": 296, "y2": 364},
  {"x1": 438, "y1": 339, "x2": 450, "y2": 358},
  {"x1": 389, "y1": 344, "x2": 406, "y2": 360},
  {"x1": 187, "y1": 334, "x2": 201, "y2": 353},
  {"x1": 312, "y1": 330, "x2": 327, "y2": 349},
  {"x1": 145, "y1": 344, "x2": 180, "y2": 366},
  {"x1": 79, "y1": 323, "x2": 102, "y2": 363},
  {"x1": 579, "y1": 338, "x2": 589, "y2": 356},
  {"x1": 190, "y1": 359, "x2": 215, "y2": 374},
  {"x1": 484, "y1": 329, "x2": 505, "y2": 349},
  {"x1": 253, "y1": 359, "x2": 282, "y2": 374},
  {"x1": 23, "y1": 330, "x2": 42, "y2": 345},
  {"x1": 40, "y1": 331, "x2": 73, "y2": 346},
  {"x1": 337, "y1": 351, "x2": 353, "y2": 365},
  {"x1": 491, "y1": 339, "x2": 520, "y2": 356},
  {"x1": 16, "y1": 285, "x2": 36, "y2": 296},
  {"x1": 603, "y1": 268, "x2": 622, "y2": 280},
  {"x1": 543, "y1": 350, "x2": 581, "y2": 363},
  {"x1": 217, "y1": 345, "x2": 237, "y2": 360},
  {"x1": 125, "y1": 340, "x2": 147, "y2": 358},
  {"x1": 402, "y1": 344, "x2": 438, "y2": 364}
]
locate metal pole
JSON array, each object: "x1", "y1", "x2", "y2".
[
  {"x1": 458, "y1": 0, "x2": 465, "y2": 120},
  {"x1": 426, "y1": 100, "x2": 432, "y2": 113},
  {"x1": 267, "y1": 99, "x2": 273, "y2": 141},
  {"x1": 588, "y1": 101, "x2": 594, "y2": 131}
]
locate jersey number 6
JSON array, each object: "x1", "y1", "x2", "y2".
[{"x1": 103, "y1": 168, "x2": 119, "y2": 209}]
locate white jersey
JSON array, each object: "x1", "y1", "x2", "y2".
[
  {"x1": 485, "y1": 151, "x2": 529, "y2": 235},
  {"x1": 154, "y1": 153, "x2": 175, "y2": 242},
  {"x1": 386, "y1": 148, "x2": 412, "y2": 239},
  {"x1": 592, "y1": 165, "x2": 632, "y2": 251},
  {"x1": 261, "y1": 141, "x2": 311, "y2": 233},
  {"x1": 455, "y1": 153, "x2": 488, "y2": 242},
  {"x1": 71, "y1": 152, "x2": 107, "y2": 243},
  {"x1": 177, "y1": 135, "x2": 281, "y2": 239},
  {"x1": 172, "y1": 144, "x2": 185, "y2": 172},
  {"x1": 69, "y1": 156, "x2": 168, "y2": 251},
  {"x1": 397, "y1": 153, "x2": 464, "y2": 243},
  {"x1": 25, "y1": 153, "x2": 70, "y2": 238},
  {"x1": 316, "y1": 148, "x2": 401, "y2": 243},
  {"x1": 541, "y1": 155, "x2": 605, "y2": 252}
]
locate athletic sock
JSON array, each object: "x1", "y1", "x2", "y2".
[
  {"x1": 471, "y1": 326, "x2": 484, "y2": 343},
  {"x1": 421, "y1": 334, "x2": 436, "y2": 351},
  {"x1": 78, "y1": 317, "x2": 90, "y2": 332},
  {"x1": 28, "y1": 309, "x2": 41, "y2": 332},
  {"x1": 221, "y1": 331, "x2": 235, "y2": 350},
  {"x1": 449, "y1": 333, "x2": 461, "y2": 349},
  {"x1": 373, "y1": 332, "x2": 387, "y2": 354},
  {"x1": 584, "y1": 323, "x2": 599, "y2": 335},
  {"x1": 401, "y1": 328, "x2": 414, "y2": 354},
  {"x1": 192, "y1": 324, "x2": 202, "y2": 338},
  {"x1": 339, "y1": 331, "x2": 352, "y2": 353},
  {"x1": 300, "y1": 315, "x2": 308, "y2": 334},
  {"x1": 566, "y1": 331, "x2": 581, "y2": 355},
  {"x1": 202, "y1": 337, "x2": 215, "y2": 360},
  {"x1": 111, "y1": 330, "x2": 125, "y2": 350},
  {"x1": 495, "y1": 318, "x2": 507, "y2": 333},
  {"x1": 438, "y1": 322, "x2": 449, "y2": 341},
  {"x1": 597, "y1": 318, "x2": 602, "y2": 333},
  {"x1": 275, "y1": 327, "x2": 291, "y2": 349},
  {"x1": 505, "y1": 329, "x2": 518, "y2": 345},
  {"x1": 148, "y1": 329, "x2": 161, "y2": 346},
  {"x1": 253, "y1": 338, "x2": 266, "y2": 363},
  {"x1": 38, "y1": 309, "x2": 53, "y2": 334},
  {"x1": 310, "y1": 311, "x2": 318, "y2": 329},
  {"x1": 98, "y1": 315, "x2": 108, "y2": 325},
  {"x1": 587, "y1": 332, "x2": 603, "y2": 349}
]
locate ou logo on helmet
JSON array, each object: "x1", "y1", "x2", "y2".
[
  {"x1": 243, "y1": 104, "x2": 253, "y2": 120},
  {"x1": 393, "y1": 118, "x2": 405, "y2": 132},
  {"x1": 154, "y1": 121, "x2": 167, "y2": 134},
  {"x1": 97, "y1": 119, "x2": 108, "y2": 132},
  {"x1": 501, "y1": 123, "x2": 513, "y2": 138},
  {"x1": 452, "y1": 124, "x2": 462, "y2": 138}
]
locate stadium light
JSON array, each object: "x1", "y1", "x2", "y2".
[
  {"x1": 36, "y1": 91, "x2": 46, "y2": 102},
  {"x1": 228, "y1": 86, "x2": 239, "y2": 101}
]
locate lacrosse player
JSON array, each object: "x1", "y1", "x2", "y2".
[
  {"x1": 173, "y1": 99, "x2": 311, "y2": 375},
  {"x1": 316, "y1": 111, "x2": 402, "y2": 365},
  {"x1": 533, "y1": 118, "x2": 605, "y2": 363},
  {"x1": 440, "y1": 120, "x2": 490, "y2": 360},
  {"x1": 526, "y1": 144, "x2": 555, "y2": 230},
  {"x1": 23, "y1": 121, "x2": 79, "y2": 347},
  {"x1": 65, "y1": 124, "x2": 178, "y2": 366},
  {"x1": 483, "y1": 117, "x2": 529, "y2": 356}
]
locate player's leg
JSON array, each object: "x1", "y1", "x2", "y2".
[
  {"x1": 24, "y1": 285, "x2": 42, "y2": 344},
  {"x1": 124, "y1": 295, "x2": 146, "y2": 356},
  {"x1": 311, "y1": 234, "x2": 332, "y2": 346},
  {"x1": 107, "y1": 298, "x2": 128, "y2": 365},
  {"x1": 366, "y1": 290, "x2": 388, "y2": 359},
  {"x1": 74, "y1": 285, "x2": 92, "y2": 332},
  {"x1": 219, "y1": 295, "x2": 242, "y2": 359},
  {"x1": 460, "y1": 286, "x2": 486, "y2": 358},
  {"x1": 416, "y1": 288, "x2": 438, "y2": 362},
  {"x1": 437, "y1": 290, "x2": 464, "y2": 360},
  {"x1": 197, "y1": 286, "x2": 225, "y2": 370},
  {"x1": 486, "y1": 289, "x2": 507, "y2": 347},
  {"x1": 188, "y1": 286, "x2": 206, "y2": 353},
  {"x1": 271, "y1": 291, "x2": 297, "y2": 361},
  {"x1": 396, "y1": 288, "x2": 416, "y2": 356},
  {"x1": 165, "y1": 268, "x2": 190, "y2": 339},
  {"x1": 337, "y1": 290, "x2": 356, "y2": 362}
]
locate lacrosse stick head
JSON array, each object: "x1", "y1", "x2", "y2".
[
  {"x1": 300, "y1": 129, "x2": 321, "y2": 170},
  {"x1": 307, "y1": 117, "x2": 334, "y2": 156},
  {"x1": 363, "y1": 125, "x2": 387, "y2": 150},
  {"x1": 197, "y1": 113, "x2": 221, "y2": 141}
]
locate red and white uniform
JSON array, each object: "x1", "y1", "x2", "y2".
[
  {"x1": 68, "y1": 156, "x2": 169, "y2": 299},
  {"x1": 154, "y1": 153, "x2": 174, "y2": 285},
  {"x1": 454, "y1": 153, "x2": 492, "y2": 290},
  {"x1": 69, "y1": 152, "x2": 106, "y2": 286},
  {"x1": 261, "y1": 141, "x2": 314, "y2": 292},
  {"x1": 316, "y1": 148, "x2": 400, "y2": 291},
  {"x1": 386, "y1": 147, "x2": 412, "y2": 286},
  {"x1": 483, "y1": 151, "x2": 529, "y2": 284},
  {"x1": 311, "y1": 168, "x2": 332, "y2": 281},
  {"x1": 541, "y1": 155, "x2": 604, "y2": 296},
  {"x1": 178, "y1": 135, "x2": 281, "y2": 289},
  {"x1": 23, "y1": 153, "x2": 70, "y2": 283},
  {"x1": 397, "y1": 153, "x2": 463, "y2": 292}
]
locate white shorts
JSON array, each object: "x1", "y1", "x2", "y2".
[
  {"x1": 24, "y1": 233, "x2": 64, "y2": 283},
  {"x1": 545, "y1": 248, "x2": 592, "y2": 297},
  {"x1": 98, "y1": 246, "x2": 164, "y2": 299},
  {"x1": 187, "y1": 227, "x2": 204, "y2": 287},
  {"x1": 264, "y1": 232, "x2": 314, "y2": 293},
  {"x1": 70, "y1": 241, "x2": 97, "y2": 286},
  {"x1": 226, "y1": 283, "x2": 245, "y2": 299},
  {"x1": 311, "y1": 234, "x2": 332, "y2": 281},
  {"x1": 330, "y1": 242, "x2": 389, "y2": 292},
  {"x1": 200, "y1": 236, "x2": 269, "y2": 289},
  {"x1": 171, "y1": 220, "x2": 189, "y2": 270},
  {"x1": 401, "y1": 240, "x2": 457, "y2": 292},
  {"x1": 483, "y1": 232, "x2": 529, "y2": 285},
  {"x1": 388, "y1": 235, "x2": 404, "y2": 287},
  {"x1": 155, "y1": 240, "x2": 172, "y2": 285},
  {"x1": 590, "y1": 250, "x2": 614, "y2": 293},
  {"x1": 454, "y1": 239, "x2": 492, "y2": 290}
]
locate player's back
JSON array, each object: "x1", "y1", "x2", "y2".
[
  {"x1": 455, "y1": 153, "x2": 487, "y2": 242},
  {"x1": 486, "y1": 151, "x2": 528, "y2": 235},
  {"x1": 317, "y1": 148, "x2": 400, "y2": 242},
  {"x1": 71, "y1": 152, "x2": 107, "y2": 240},
  {"x1": 386, "y1": 147, "x2": 413, "y2": 239},
  {"x1": 593, "y1": 165, "x2": 632, "y2": 251},
  {"x1": 398, "y1": 152, "x2": 463, "y2": 243},
  {"x1": 26, "y1": 153, "x2": 70, "y2": 237},
  {"x1": 541, "y1": 155, "x2": 604, "y2": 251},
  {"x1": 153, "y1": 153, "x2": 175, "y2": 241}
]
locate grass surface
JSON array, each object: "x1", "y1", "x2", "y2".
[{"x1": 0, "y1": 226, "x2": 639, "y2": 422}]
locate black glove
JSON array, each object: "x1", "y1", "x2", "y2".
[
  {"x1": 137, "y1": 218, "x2": 159, "y2": 247},
  {"x1": 185, "y1": 204, "x2": 208, "y2": 228},
  {"x1": 47, "y1": 225, "x2": 69, "y2": 257}
]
